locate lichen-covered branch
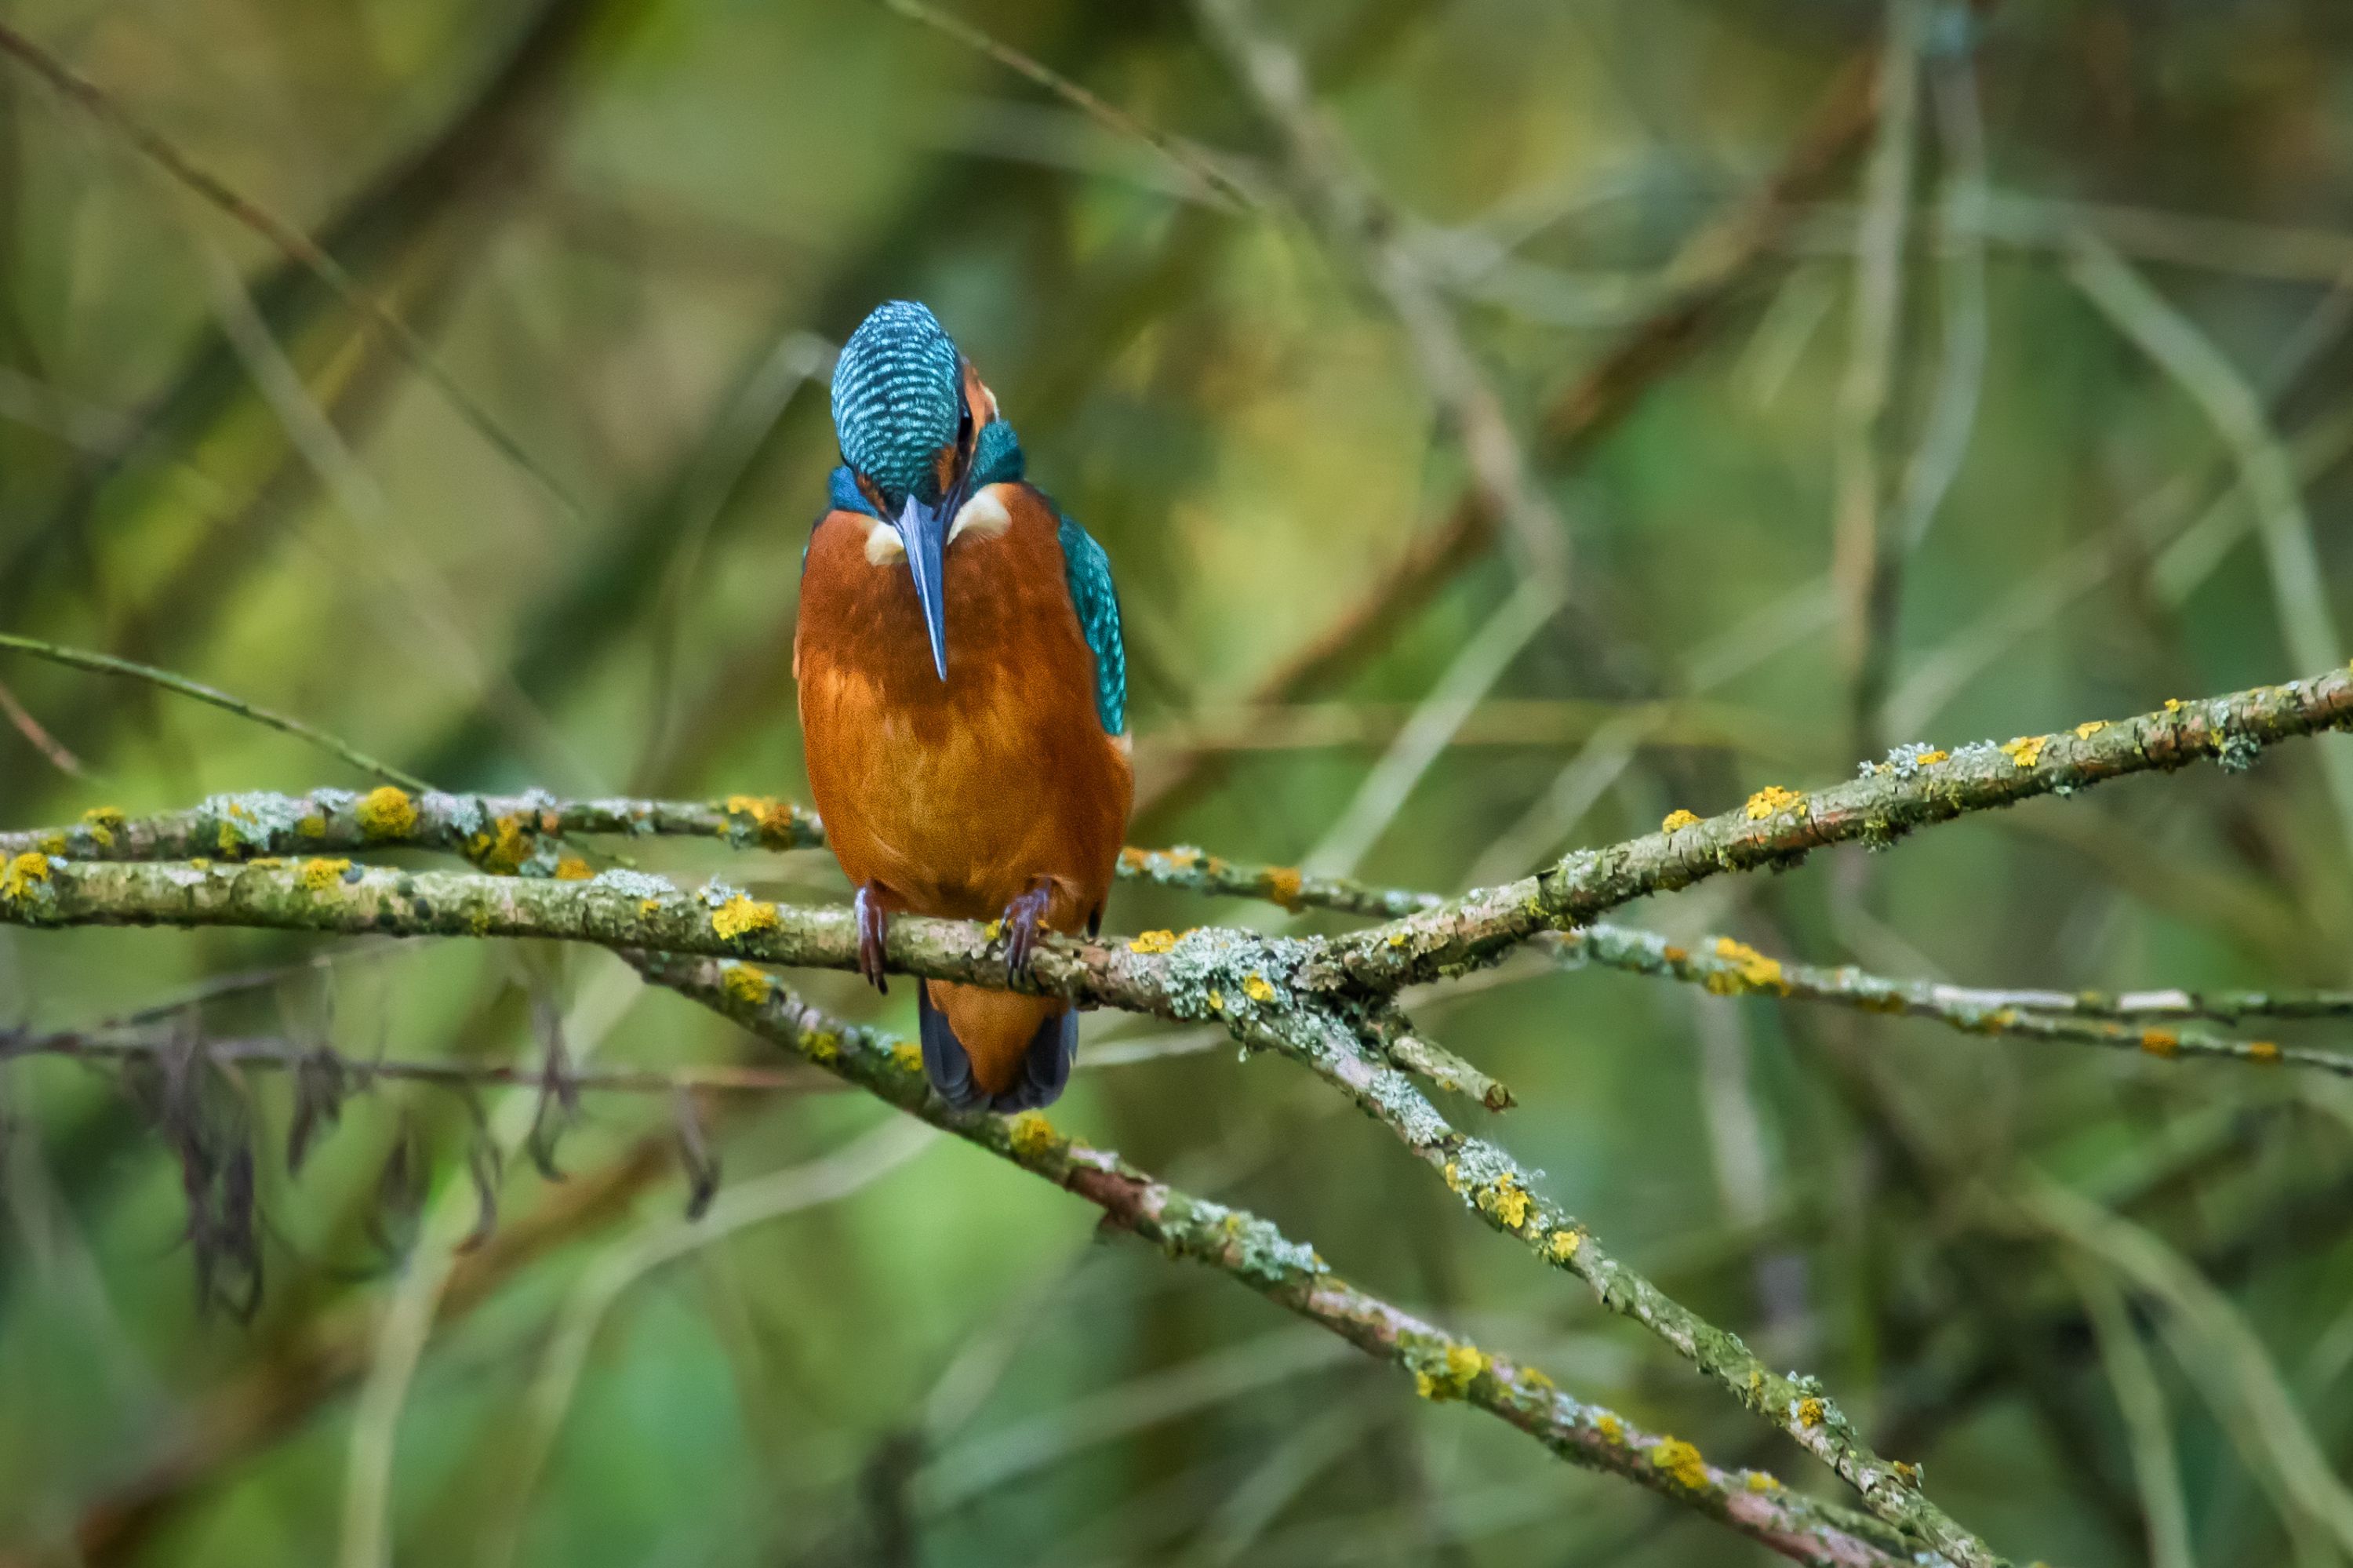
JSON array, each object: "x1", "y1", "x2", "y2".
[
  {"x1": 16, "y1": 664, "x2": 2353, "y2": 1568},
  {"x1": 635, "y1": 951, "x2": 1930, "y2": 1568},
  {"x1": 0, "y1": 845, "x2": 1984, "y2": 1558},
  {"x1": 1312, "y1": 664, "x2": 2353, "y2": 991},
  {"x1": 0, "y1": 786, "x2": 821, "y2": 870},
  {"x1": 1197, "y1": 975, "x2": 1995, "y2": 1567},
  {"x1": 1559, "y1": 926, "x2": 2345, "y2": 1075},
  {"x1": 18, "y1": 790, "x2": 2340, "y2": 1071}
]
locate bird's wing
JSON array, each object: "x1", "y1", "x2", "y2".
[{"x1": 1056, "y1": 515, "x2": 1126, "y2": 736}]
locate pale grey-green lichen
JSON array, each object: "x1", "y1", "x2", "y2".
[
  {"x1": 443, "y1": 794, "x2": 489, "y2": 839},
  {"x1": 1365, "y1": 1067, "x2": 1451, "y2": 1146},
  {"x1": 1862, "y1": 741, "x2": 1943, "y2": 780},
  {"x1": 1161, "y1": 927, "x2": 1311, "y2": 1021},
  {"x1": 198, "y1": 791, "x2": 315, "y2": 853},
  {"x1": 592, "y1": 869, "x2": 672, "y2": 900}
]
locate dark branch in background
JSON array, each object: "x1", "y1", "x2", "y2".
[
  {"x1": 0, "y1": 16, "x2": 591, "y2": 523},
  {"x1": 0, "y1": 1026, "x2": 829, "y2": 1099}
]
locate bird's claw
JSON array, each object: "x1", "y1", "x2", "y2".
[
  {"x1": 1002, "y1": 882, "x2": 1053, "y2": 984},
  {"x1": 854, "y1": 882, "x2": 890, "y2": 994}
]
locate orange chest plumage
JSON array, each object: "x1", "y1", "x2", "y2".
[{"x1": 794, "y1": 482, "x2": 1132, "y2": 929}]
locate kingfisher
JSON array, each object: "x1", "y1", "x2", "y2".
[{"x1": 795, "y1": 300, "x2": 1133, "y2": 1114}]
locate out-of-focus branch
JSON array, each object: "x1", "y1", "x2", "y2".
[
  {"x1": 0, "y1": 1026, "x2": 827, "y2": 1097},
  {"x1": 0, "y1": 17, "x2": 588, "y2": 523},
  {"x1": 880, "y1": 0, "x2": 1261, "y2": 213},
  {"x1": 0, "y1": 673, "x2": 89, "y2": 778},
  {"x1": 1191, "y1": 0, "x2": 1576, "y2": 878},
  {"x1": 2066, "y1": 229, "x2": 2353, "y2": 857},
  {"x1": 1831, "y1": 0, "x2": 1924, "y2": 759},
  {"x1": 1191, "y1": 0, "x2": 1566, "y2": 589},
  {"x1": 1136, "y1": 40, "x2": 1890, "y2": 820}
]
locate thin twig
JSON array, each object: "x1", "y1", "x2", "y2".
[
  {"x1": 1831, "y1": 0, "x2": 1924, "y2": 760},
  {"x1": 0, "y1": 633, "x2": 430, "y2": 792},
  {"x1": 0, "y1": 1028, "x2": 827, "y2": 1097},
  {"x1": 2068, "y1": 228, "x2": 2353, "y2": 857},
  {"x1": 881, "y1": 0, "x2": 1260, "y2": 212},
  {"x1": 0, "y1": 673, "x2": 89, "y2": 777}
]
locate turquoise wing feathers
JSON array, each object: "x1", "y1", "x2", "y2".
[{"x1": 1057, "y1": 515, "x2": 1126, "y2": 736}]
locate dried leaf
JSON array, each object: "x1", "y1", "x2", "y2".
[
  {"x1": 525, "y1": 989, "x2": 576, "y2": 1181},
  {"x1": 367, "y1": 1114, "x2": 429, "y2": 1265},
  {"x1": 672, "y1": 1090, "x2": 720, "y2": 1221},
  {"x1": 286, "y1": 1046, "x2": 347, "y2": 1173}
]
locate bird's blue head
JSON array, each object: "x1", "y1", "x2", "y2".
[{"x1": 828, "y1": 300, "x2": 1022, "y2": 680}]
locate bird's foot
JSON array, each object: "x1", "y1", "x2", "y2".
[
  {"x1": 854, "y1": 882, "x2": 892, "y2": 994},
  {"x1": 1000, "y1": 880, "x2": 1054, "y2": 984}
]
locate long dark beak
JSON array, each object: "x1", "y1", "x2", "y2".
[{"x1": 897, "y1": 493, "x2": 951, "y2": 681}]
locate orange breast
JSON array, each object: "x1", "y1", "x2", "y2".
[{"x1": 794, "y1": 484, "x2": 1132, "y2": 933}]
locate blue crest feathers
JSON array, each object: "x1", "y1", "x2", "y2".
[{"x1": 830, "y1": 300, "x2": 962, "y2": 503}]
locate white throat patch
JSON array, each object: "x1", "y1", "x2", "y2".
[
  {"x1": 949, "y1": 484, "x2": 1014, "y2": 546},
  {"x1": 864, "y1": 518, "x2": 906, "y2": 566}
]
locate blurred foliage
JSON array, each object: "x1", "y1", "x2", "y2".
[{"x1": 5, "y1": 1, "x2": 2353, "y2": 1565}]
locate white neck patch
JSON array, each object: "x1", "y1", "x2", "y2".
[
  {"x1": 863, "y1": 518, "x2": 905, "y2": 566},
  {"x1": 949, "y1": 483, "x2": 1014, "y2": 546}
]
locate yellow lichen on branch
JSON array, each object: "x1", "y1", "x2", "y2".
[
  {"x1": 1708, "y1": 936, "x2": 1789, "y2": 995},
  {"x1": 356, "y1": 786, "x2": 419, "y2": 840},
  {"x1": 1743, "y1": 785, "x2": 1806, "y2": 820},
  {"x1": 1, "y1": 851, "x2": 51, "y2": 905},
  {"x1": 1651, "y1": 1438, "x2": 1710, "y2": 1492},
  {"x1": 1999, "y1": 735, "x2": 2049, "y2": 769},
  {"x1": 1008, "y1": 1111, "x2": 1060, "y2": 1159},
  {"x1": 711, "y1": 894, "x2": 780, "y2": 941},
  {"x1": 1480, "y1": 1173, "x2": 1533, "y2": 1230}
]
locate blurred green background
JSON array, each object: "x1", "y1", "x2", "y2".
[{"x1": 5, "y1": 1, "x2": 2353, "y2": 1564}]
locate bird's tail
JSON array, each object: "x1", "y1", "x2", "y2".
[{"x1": 918, "y1": 980, "x2": 1076, "y2": 1113}]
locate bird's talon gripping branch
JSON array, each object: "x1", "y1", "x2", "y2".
[
  {"x1": 1001, "y1": 879, "x2": 1053, "y2": 983},
  {"x1": 854, "y1": 882, "x2": 893, "y2": 994}
]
